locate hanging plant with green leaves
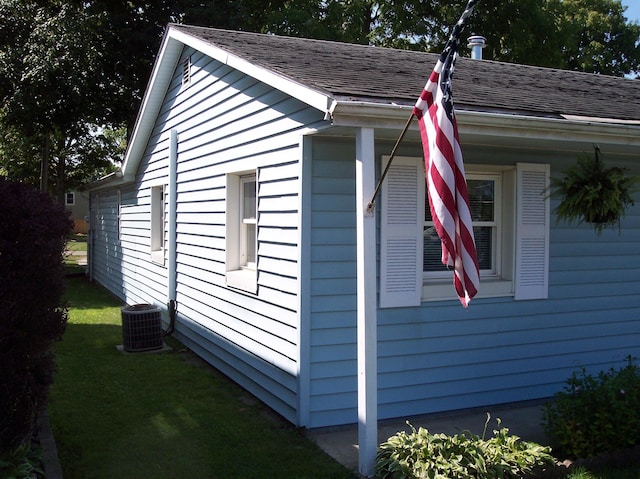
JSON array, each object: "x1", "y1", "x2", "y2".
[{"x1": 550, "y1": 146, "x2": 638, "y2": 234}]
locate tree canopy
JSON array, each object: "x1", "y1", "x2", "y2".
[{"x1": 0, "y1": 0, "x2": 638, "y2": 199}]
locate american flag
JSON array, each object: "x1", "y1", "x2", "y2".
[{"x1": 412, "y1": 0, "x2": 480, "y2": 307}]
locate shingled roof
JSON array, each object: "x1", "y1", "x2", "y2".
[{"x1": 172, "y1": 24, "x2": 640, "y2": 122}]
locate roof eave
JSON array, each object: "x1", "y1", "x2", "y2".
[
  {"x1": 117, "y1": 25, "x2": 334, "y2": 185},
  {"x1": 328, "y1": 99, "x2": 640, "y2": 147},
  {"x1": 170, "y1": 26, "x2": 333, "y2": 113},
  {"x1": 120, "y1": 30, "x2": 184, "y2": 181}
]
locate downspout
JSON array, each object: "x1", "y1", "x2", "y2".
[
  {"x1": 87, "y1": 194, "x2": 93, "y2": 282},
  {"x1": 165, "y1": 129, "x2": 178, "y2": 336}
]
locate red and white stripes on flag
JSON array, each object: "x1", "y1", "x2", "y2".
[{"x1": 412, "y1": 0, "x2": 480, "y2": 307}]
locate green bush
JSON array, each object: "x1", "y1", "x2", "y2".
[
  {"x1": 0, "y1": 443, "x2": 43, "y2": 479},
  {"x1": 0, "y1": 178, "x2": 72, "y2": 454},
  {"x1": 542, "y1": 357, "x2": 640, "y2": 459},
  {"x1": 376, "y1": 416, "x2": 556, "y2": 479}
]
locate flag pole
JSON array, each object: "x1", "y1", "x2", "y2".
[
  {"x1": 366, "y1": 112, "x2": 415, "y2": 214},
  {"x1": 366, "y1": 0, "x2": 479, "y2": 216}
]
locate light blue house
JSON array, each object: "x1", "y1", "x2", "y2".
[{"x1": 88, "y1": 24, "x2": 640, "y2": 472}]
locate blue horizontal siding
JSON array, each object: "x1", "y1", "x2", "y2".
[
  {"x1": 306, "y1": 136, "x2": 640, "y2": 427},
  {"x1": 91, "y1": 44, "x2": 327, "y2": 426}
]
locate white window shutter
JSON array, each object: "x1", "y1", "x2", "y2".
[
  {"x1": 515, "y1": 163, "x2": 550, "y2": 300},
  {"x1": 379, "y1": 156, "x2": 424, "y2": 308}
]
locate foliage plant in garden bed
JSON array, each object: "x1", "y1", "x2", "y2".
[
  {"x1": 376, "y1": 415, "x2": 556, "y2": 479},
  {"x1": 542, "y1": 357, "x2": 640, "y2": 459}
]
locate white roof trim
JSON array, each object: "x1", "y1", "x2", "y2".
[
  {"x1": 459, "y1": 110, "x2": 640, "y2": 145},
  {"x1": 120, "y1": 33, "x2": 184, "y2": 182},
  {"x1": 561, "y1": 114, "x2": 640, "y2": 125},
  {"x1": 114, "y1": 25, "x2": 333, "y2": 188},
  {"x1": 328, "y1": 99, "x2": 640, "y2": 146},
  {"x1": 169, "y1": 27, "x2": 333, "y2": 113}
]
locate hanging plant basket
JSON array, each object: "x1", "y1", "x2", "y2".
[{"x1": 550, "y1": 146, "x2": 638, "y2": 234}]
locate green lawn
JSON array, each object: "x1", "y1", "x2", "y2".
[
  {"x1": 49, "y1": 278, "x2": 356, "y2": 479},
  {"x1": 64, "y1": 235, "x2": 87, "y2": 275},
  {"x1": 48, "y1": 278, "x2": 639, "y2": 479},
  {"x1": 65, "y1": 234, "x2": 87, "y2": 252}
]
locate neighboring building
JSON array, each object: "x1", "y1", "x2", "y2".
[
  {"x1": 65, "y1": 190, "x2": 89, "y2": 234},
  {"x1": 87, "y1": 24, "x2": 640, "y2": 433}
]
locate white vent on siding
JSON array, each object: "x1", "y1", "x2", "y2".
[{"x1": 181, "y1": 56, "x2": 191, "y2": 86}]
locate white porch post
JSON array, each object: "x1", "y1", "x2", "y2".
[{"x1": 355, "y1": 127, "x2": 377, "y2": 478}]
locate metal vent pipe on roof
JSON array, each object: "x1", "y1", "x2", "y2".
[{"x1": 467, "y1": 35, "x2": 487, "y2": 60}]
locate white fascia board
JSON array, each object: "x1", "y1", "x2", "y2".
[
  {"x1": 120, "y1": 33, "x2": 184, "y2": 182},
  {"x1": 329, "y1": 100, "x2": 640, "y2": 146},
  {"x1": 85, "y1": 172, "x2": 127, "y2": 192},
  {"x1": 169, "y1": 28, "x2": 333, "y2": 113},
  {"x1": 329, "y1": 100, "x2": 411, "y2": 123},
  {"x1": 115, "y1": 27, "x2": 333, "y2": 186},
  {"x1": 457, "y1": 110, "x2": 640, "y2": 146}
]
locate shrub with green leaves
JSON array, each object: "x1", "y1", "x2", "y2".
[
  {"x1": 0, "y1": 178, "x2": 72, "y2": 454},
  {"x1": 0, "y1": 443, "x2": 43, "y2": 479},
  {"x1": 542, "y1": 357, "x2": 640, "y2": 459},
  {"x1": 376, "y1": 416, "x2": 556, "y2": 479}
]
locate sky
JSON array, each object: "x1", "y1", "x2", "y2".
[{"x1": 620, "y1": 0, "x2": 640, "y2": 23}]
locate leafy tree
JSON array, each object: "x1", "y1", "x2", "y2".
[
  {"x1": 558, "y1": 0, "x2": 640, "y2": 76},
  {"x1": 368, "y1": 0, "x2": 639, "y2": 75},
  {"x1": 0, "y1": 124, "x2": 121, "y2": 201},
  {"x1": 0, "y1": 1, "x2": 111, "y2": 194},
  {"x1": 2, "y1": 0, "x2": 638, "y2": 200}
]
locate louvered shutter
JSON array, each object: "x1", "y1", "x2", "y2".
[
  {"x1": 515, "y1": 163, "x2": 550, "y2": 300},
  {"x1": 379, "y1": 156, "x2": 424, "y2": 308}
]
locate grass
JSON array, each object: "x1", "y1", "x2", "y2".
[
  {"x1": 48, "y1": 278, "x2": 640, "y2": 479},
  {"x1": 64, "y1": 234, "x2": 87, "y2": 275},
  {"x1": 49, "y1": 277, "x2": 356, "y2": 479},
  {"x1": 65, "y1": 233, "x2": 87, "y2": 252}
]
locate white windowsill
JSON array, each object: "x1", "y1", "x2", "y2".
[
  {"x1": 226, "y1": 268, "x2": 257, "y2": 294},
  {"x1": 422, "y1": 279, "x2": 514, "y2": 302},
  {"x1": 150, "y1": 249, "x2": 165, "y2": 265}
]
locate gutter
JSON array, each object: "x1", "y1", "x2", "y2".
[{"x1": 327, "y1": 99, "x2": 640, "y2": 147}]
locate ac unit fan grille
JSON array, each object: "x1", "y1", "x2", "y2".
[{"x1": 121, "y1": 304, "x2": 163, "y2": 352}]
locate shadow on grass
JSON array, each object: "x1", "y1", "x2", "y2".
[{"x1": 50, "y1": 278, "x2": 356, "y2": 479}]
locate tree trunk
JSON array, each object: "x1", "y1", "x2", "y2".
[
  {"x1": 56, "y1": 151, "x2": 66, "y2": 205},
  {"x1": 40, "y1": 132, "x2": 49, "y2": 193}
]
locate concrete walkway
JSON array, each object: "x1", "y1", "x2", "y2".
[{"x1": 307, "y1": 400, "x2": 550, "y2": 475}]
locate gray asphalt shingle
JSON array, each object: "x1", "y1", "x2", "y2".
[{"x1": 172, "y1": 24, "x2": 640, "y2": 121}]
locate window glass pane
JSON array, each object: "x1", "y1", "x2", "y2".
[
  {"x1": 423, "y1": 177, "x2": 496, "y2": 273},
  {"x1": 473, "y1": 226, "x2": 492, "y2": 270},
  {"x1": 424, "y1": 179, "x2": 495, "y2": 222},
  {"x1": 245, "y1": 223, "x2": 256, "y2": 265},
  {"x1": 242, "y1": 180, "x2": 256, "y2": 219},
  {"x1": 467, "y1": 179, "x2": 494, "y2": 222},
  {"x1": 424, "y1": 226, "x2": 493, "y2": 271},
  {"x1": 424, "y1": 226, "x2": 448, "y2": 272}
]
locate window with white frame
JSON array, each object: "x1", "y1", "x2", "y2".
[
  {"x1": 424, "y1": 173, "x2": 502, "y2": 277},
  {"x1": 226, "y1": 171, "x2": 258, "y2": 293},
  {"x1": 65, "y1": 192, "x2": 75, "y2": 205},
  {"x1": 150, "y1": 185, "x2": 165, "y2": 263},
  {"x1": 380, "y1": 156, "x2": 549, "y2": 308}
]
